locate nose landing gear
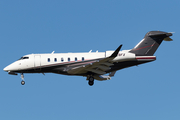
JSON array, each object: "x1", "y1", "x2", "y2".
[{"x1": 21, "y1": 73, "x2": 25, "y2": 85}]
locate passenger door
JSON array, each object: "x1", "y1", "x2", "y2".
[{"x1": 34, "y1": 55, "x2": 41, "y2": 71}]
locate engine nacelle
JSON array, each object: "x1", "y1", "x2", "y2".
[
  {"x1": 112, "y1": 52, "x2": 136, "y2": 62},
  {"x1": 105, "y1": 50, "x2": 136, "y2": 62}
]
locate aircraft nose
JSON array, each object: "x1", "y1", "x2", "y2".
[
  {"x1": 3, "y1": 62, "x2": 19, "y2": 72},
  {"x1": 3, "y1": 60, "x2": 22, "y2": 72},
  {"x1": 3, "y1": 66, "x2": 9, "y2": 72}
]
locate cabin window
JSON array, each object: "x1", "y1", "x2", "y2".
[
  {"x1": 48, "y1": 58, "x2": 50, "y2": 62},
  {"x1": 18, "y1": 57, "x2": 29, "y2": 60},
  {"x1": 61, "y1": 58, "x2": 64, "y2": 62},
  {"x1": 75, "y1": 57, "x2": 77, "y2": 62},
  {"x1": 68, "y1": 58, "x2": 70, "y2": 62},
  {"x1": 82, "y1": 57, "x2": 84, "y2": 61},
  {"x1": 54, "y1": 58, "x2": 57, "y2": 62},
  {"x1": 23, "y1": 57, "x2": 29, "y2": 59}
]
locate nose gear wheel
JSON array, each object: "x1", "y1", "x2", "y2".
[
  {"x1": 21, "y1": 73, "x2": 25, "y2": 85},
  {"x1": 21, "y1": 80, "x2": 25, "y2": 85}
]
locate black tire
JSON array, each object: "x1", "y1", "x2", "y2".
[
  {"x1": 21, "y1": 81, "x2": 25, "y2": 85},
  {"x1": 88, "y1": 81, "x2": 94, "y2": 86},
  {"x1": 89, "y1": 76, "x2": 94, "y2": 82}
]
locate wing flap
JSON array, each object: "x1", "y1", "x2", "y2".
[
  {"x1": 88, "y1": 69, "x2": 106, "y2": 74},
  {"x1": 101, "y1": 62, "x2": 114, "y2": 66},
  {"x1": 67, "y1": 64, "x2": 91, "y2": 74},
  {"x1": 96, "y1": 65, "x2": 111, "y2": 71}
]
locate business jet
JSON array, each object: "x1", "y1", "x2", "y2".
[{"x1": 3, "y1": 31, "x2": 173, "y2": 86}]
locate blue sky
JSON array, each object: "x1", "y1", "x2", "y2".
[{"x1": 1, "y1": 0, "x2": 180, "y2": 120}]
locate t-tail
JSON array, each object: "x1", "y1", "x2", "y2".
[{"x1": 129, "y1": 31, "x2": 173, "y2": 56}]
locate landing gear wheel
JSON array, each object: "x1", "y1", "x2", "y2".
[
  {"x1": 88, "y1": 81, "x2": 94, "y2": 86},
  {"x1": 88, "y1": 76, "x2": 94, "y2": 86},
  {"x1": 21, "y1": 81, "x2": 25, "y2": 85},
  {"x1": 89, "y1": 77, "x2": 94, "y2": 82},
  {"x1": 20, "y1": 73, "x2": 25, "y2": 85}
]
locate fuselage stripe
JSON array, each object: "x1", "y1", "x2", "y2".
[{"x1": 136, "y1": 57, "x2": 156, "y2": 60}]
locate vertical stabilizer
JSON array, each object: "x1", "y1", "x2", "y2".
[{"x1": 129, "y1": 31, "x2": 173, "y2": 56}]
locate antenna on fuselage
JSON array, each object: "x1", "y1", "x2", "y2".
[
  {"x1": 51, "y1": 51, "x2": 55, "y2": 54},
  {"x1": 89, "y1": 50, "x2": 92, "y2": 53}
]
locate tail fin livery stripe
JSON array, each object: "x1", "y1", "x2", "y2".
[{"x1": 133, "y1": 44, "x2": 154, "y2": 51}]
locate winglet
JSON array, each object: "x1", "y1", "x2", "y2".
[{"x1": 110, "y1": 45, "x2": 122, "y2": 58}]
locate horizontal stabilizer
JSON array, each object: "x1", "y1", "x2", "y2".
[{"x1": 164, "y1": 37, "x2": 173, "y2": 41}]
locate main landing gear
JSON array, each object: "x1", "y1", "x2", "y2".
[
  {"x1": 21, "y1": 73, "x2": 25, "y2": 85},
  {"x1": 88, "y1": 76, "x2": 94, "y2": 86}
]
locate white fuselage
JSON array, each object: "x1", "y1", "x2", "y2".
[{"x1": 3, "y1": 50, "x2": 136, "y2": 73}]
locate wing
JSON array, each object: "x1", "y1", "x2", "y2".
[{"x1": 67, "y1": 45, "x2": 122, "y2": 75}]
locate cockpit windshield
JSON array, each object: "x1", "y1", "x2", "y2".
[{"x1": 18, "y1": 57, "x2": 29, "y2": 60}]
